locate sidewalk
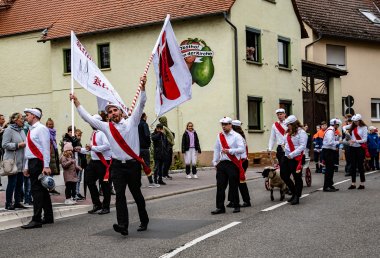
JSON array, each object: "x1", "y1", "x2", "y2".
[{"x1": 0, "y1": 166, "x2": 264, "y2": 231}]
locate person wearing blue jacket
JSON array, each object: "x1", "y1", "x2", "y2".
[{"x1": 367, "y1": 126, "x2": 379, "y2": 170}]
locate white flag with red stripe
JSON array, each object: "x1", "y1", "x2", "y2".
[
  {"x1": 153, "y1": 16, "x2": 192, "y2": 116},
  {"x1": 71, "y1": 31, "x2": 128, "y2": 113}
]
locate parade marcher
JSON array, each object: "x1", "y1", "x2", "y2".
[
  {"x1": 21, "y1": 108, "x2": 53, "y2": 229},
  {"x1": 342, "y1": 114, "x2": 353, "y2": 176},
  {"x1": 367, "y1": 126, "x2": 379, "y2": 171},
  {"x1": 211, "y1": 117, "x2": 245, "y2": 214},
  {"x1": 0, "y1": 114, "x2": 7, "y2": 191},
  {"x1": 322, "y1": 119, "x2": 342, "y2": 192},
  {"x1": 181, "y1": 122, "x2": 201, "y2": 179},
  {"x1": 151, "y1": 124, "x2": 168, "y2": 185},
  {"x1": 347, "y1": 114, "x2": 368, "y2": 189},
  {"x1": 138, "y1": 113, "x2": 159, "y2": 187},
  {"x1": 333, "y1": 128, "x2": 342, "y2": 172},
  {"x1": 61, "y1": 142, "x2": 81, "y2": 205},
  {"x1": 2, "y1": 112, "x2": 27, "y2": 209},
  {"x1": 268, "y1": 109, "x2": 287, "y2": 164},
  {"x1": 76, "y1": 114, "x2": 112, "y2": 214},
  {"x1": 280, "y1": 115, "x2": 307, "y2": 205},
  {"x1": 159, "y1": 116, "x2": 174, "y2": 180},
  {"x1": 46, "y1": 118, "x2": 61, "y2": 195},
  {"x1": 70, "y1": 76, "x2": 150, "y2": 236},
  {"x1": 226, "y1": 120, "x2": 251, "y2": 208},
  {"x1": 313, "y1": 122, "x2": 327, "y2": 173}
]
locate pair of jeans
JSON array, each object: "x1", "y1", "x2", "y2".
[
  {"x1": 23, "y1": 176, "x2": 32, "y2": 204},
  {"x1": 140, "y1": 149, "x2": 153, "y2": 184},
  {"x1": 6, "y1": 172, "x2": 24, "y2": 205},
  {"x1": 76, "y1": 170, "x2": 83, "y2": 195},
  {"x1": 154, "y1": 159, "x2": 164, "y2": 182}
]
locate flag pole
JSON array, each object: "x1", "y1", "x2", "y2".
[
  {"x1": 128, "y1": 14, "x2": 171, "y2": 117},
  {"x1": 70, "y1": 31, "x2": 75, "y2": 137}
]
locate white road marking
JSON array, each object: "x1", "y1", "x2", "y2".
[
  {"x1": 159, "y1": 221, "x2": 241, "y2": 258},
  {"x1": 261, "y1": 194, "x2": 309, "y2": 212}
]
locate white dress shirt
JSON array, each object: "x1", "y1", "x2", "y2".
[
  {"x1": 241, "y1": 138, "x2": 248, "y2": 160},
  {"x1": 283, "y1": 128, "x2": 308, "y2": 159},
  {"x1": 322, "y1": 126, "x2": 339, "y2": 150},
  {"x1": 80, "y1": 130, "x2": 112, "y2": 160},
  {"x1": 212, "y1": 130, "x2": 245, "y2": 166},
  {"x1": 77, "y1": 91, "x2": 146, "y2": 160},
  {"x1": 350, "y1": 126, "x2": 368, "y2": 147},
  {"x1": 268, "y1": 120, "x2": 287, "y2": 151},
  {"x1": 24, "y1": 121, "x2": 51, "y2": 169}
]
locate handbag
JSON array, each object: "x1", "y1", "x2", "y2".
[{"x1": 0, "y1": 151, "x2": 18, "y2": 176}]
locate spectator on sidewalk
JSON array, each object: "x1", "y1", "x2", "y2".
[
  {"x1": 181, "y1": 122, "x2": 201, "y2": 179},
  {"x1": 0, "y1": 114, "x2": 8, "y2": 191},
  {"x1": 159, "y1": 116, "x2": 174, "y2": 180},
  {"x1": 60, "y1": 142, "x2": 81, "y2": 205},
  {"x1": 151, "y1": 124, "x2": 168, "y2": 185},
  {"x1": 367, "y1": 126, "x2": 379, "y2": 170},
  {"x1": 46, "y1": 118, "x2": 60, "y2": 196},
  {"x1": 2, "y1": 112, "x2": 27, "y2": 210},
  {"x1": 139, "y1": 113, "x2": 159, "y2": 187},
  {"x1": 74, "y1": 129, "x2": 86, "y2": 200}
]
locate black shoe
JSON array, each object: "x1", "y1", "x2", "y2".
[
  {"x1": 241, "y1": 202, "x2": 251, "y2": 208},
  {"x1": 323, "y1": 188, "x2": 336, "y2": 192},
  {"x1": 358, "y1": 185, "x2": 365, "y2": 190},
  {"x1": 41, "y1": 218, "x2": 54, "y2": 224},
  {"x1": 5, "y1": 203, "x2": 15, "y2": 210},
  {"x1": 287, "y1": 195, "x2": 295, "y2": 203},
  {"x1": 88, "y1": 205, "x2": 102, "y2": 214},
  {"x1": 211, "y1": 208, "x2": 226, "y2": 215},
  {"x1": 330, "y1": 186, "x2": 339, "y2": 191},
  {"x1": 348, "y1": 185, "x2": 356, "y2": 190},
  {"x1": 113, "y1": 224, "x2": 128, "y2": 236},
  {"x1": 226, "y1": 202, "x2": 234, "y2": 208},
  {"x1": 157, "y1": 180, "x2": 166, "y2": 185},
  {"x1": 77, "y1": 193, "x2": 85, "y2": 199},
  {"x1": 21, "y1": 221, "x2": 42, "y2": 229},
  {"x1": 14, "y1": 203, "x2": 28, "y2": 209},
  {"x1": 290, "y1": 196, "x2": 299, "y2": 205},
  {"x1": 98, "y1": 208, "x2": 110, "y2": 215},
  {"x1": 233, "y1": 207, "x2": 240, "y2": 213},
  {"x1": 137, "y1": 223, "x2": 148, "y2": 232}
]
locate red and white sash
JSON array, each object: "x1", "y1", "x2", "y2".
[
  {"x1": 27, "y1": 131, "x2": 44, "y2": 162},
  {"x1": 219, "y1": 132, "x2": 246, "y2": 182},
  {"x1": 92, "y1": 131, "x2": 111, "y2": 181},
  {"x1": 286, "y1": 133, "x2": 303, "y2": 173},
  {"x1": 353, "y1": 127, "x2": 371, "y2": 159},
  {"x1": 109, "y1": 122, "x2": 152, "y2": 176},
  {"x1": 275, "y1": 122, "x2": 285, "y2": 136}
]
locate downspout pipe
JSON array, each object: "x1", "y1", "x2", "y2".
[
  {"x1": 224, "y1": 12, "x2": 240, "y2": 119},
  {"x1": 305, "y1": 33, "x2": 322, "y2": 60}
]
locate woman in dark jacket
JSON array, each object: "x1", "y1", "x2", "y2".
[
  {"x1": 151, "y1": 124, "x2": 168, "y2": 185},
  {"x1": 181, "y1": 122, "x2": 201, "y2": 178}
]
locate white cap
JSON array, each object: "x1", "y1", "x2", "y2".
[
  {"x1": 284, "y1": 115, "x2": 297, "y2": 125},
  {"x1": 330, "y1": 118, "x2": 342, "y2": 126},
  {"x1": 24, "y1": 108, "x2": 41, "y2": 118},
  {"x1": 92, "y1": 114, "x2": 102, "y2": 121},
  {"x1": 105, "y1": 102, "x2": 123, "y2": 113},
  {"x1": 369, "y1": 126, "x2": 376, "y2": 131},
  {"x1": 219, "y1": 117, "x2": 232, "y2": 124},
  {"x1": 232, "y1": 120, "x2": 242, "y2": 126},
  {"x1": 352, "y1": 114, "x2": 362, "y2": 121},
  {"x1": 275, "y1": 108, "x2": 286, "y2": 114}
]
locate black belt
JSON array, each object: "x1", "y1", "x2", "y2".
[{"x1": 112, "y1": 159, "x2": 137, "y2": 164}]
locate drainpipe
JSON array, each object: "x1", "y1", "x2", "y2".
[
  {"x1": 305, "y1": 34, "x2": 322, "y2": 60},
  {"x1": 224, "y1": 12, "x2": 240, "y2": 119}
]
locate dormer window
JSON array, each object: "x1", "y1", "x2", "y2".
[{"x1": 360, "y1": 9, "x2": 380, "y2": 24}]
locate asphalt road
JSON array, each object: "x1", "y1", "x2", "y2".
[{"x1": 0, "y1": 170, "x2": 379, "y2": 258}]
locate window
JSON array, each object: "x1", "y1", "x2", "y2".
[
  {"x1": 326, "y1": 44, "x2": 346, "y2": 69},
  {"x1": 278, "y1": 36, "x2": 290, "y2": 68},
  {"x1": 279, "y1": 99, "x2": 292, "y2": 115},
  {"x1": 246, "y1": 27, "x2": 261, "y2": 63},
  {"x1": 248, "y1": 96, "x2": 262, "y2": 130},
  {"x1": 360, "y1": 9, "x2": 380, "y2": 24},
  {"x1": 371, "y1": 99, "x2": 380, "y2": 120},
  {"x1": 98, "y1": 43, "x2": 110, "y2": 69},
  {"x1": 63, "y1": 49, "x2": 71, "y2": 73}
]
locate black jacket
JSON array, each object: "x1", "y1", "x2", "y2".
[
  {"x1": 138, "y1": 119, "x2": 151, "y2": 149},
  {"x1": 151, "y1": 131, "x2": 169, "y2": 161},
  {"x1": 181, "y1": 131, "x2": 201, "y2": 154}
]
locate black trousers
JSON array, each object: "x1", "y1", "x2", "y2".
[
  {"x1": 29, "y1": 159, "x2": 53, "y2": 222},
  {"x1": 86, "y1": 160, "x2": 111, "y2": 209},
  {"x1": 280, "y1": 157, "x2": 303, "y2": 197},
  {"x1": 154, "y1": 159, "x2": 164, "y2": 182},
  {"x1": 344, "y1": 145, "x2": 351, "y2": 173},
  {"x1": 110, "y1": 160, "x2": 149, "y2": 228},
  {"x1": 163, "y1": 148, "x2": 173, "y2": 177},
  {"x1": 65, "y1": 182, "x2": 76, "y2": 199},
  {"x1": 276, "y1": 145, "x2": 285, "y2": 165},
  {"x1": 228, "y1": 159, "x2": 250, "y2": 204},
  {"x1": 350, "y1": 147, "x2": 365, "y2": 183},
  {"x1": 216, "y1": 161, "x2": 240, "y2": 209},
  {"x1": 314, "y1": 151, "x2": 321, "y2": 172},
  {"x1": 322, "y1": 149, "x2": 335, "y2": 190}
]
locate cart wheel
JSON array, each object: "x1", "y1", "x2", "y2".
[
  {"x1": 305, "y1": 167, "x2": 312, "y2": 187},
  {"x1": 265, "y1": 179, "x2": 270, "y2": 191}
]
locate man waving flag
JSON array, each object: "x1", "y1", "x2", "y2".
[{"x1": 153, "y1": 15, "x2": 192, "y2": 117}]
